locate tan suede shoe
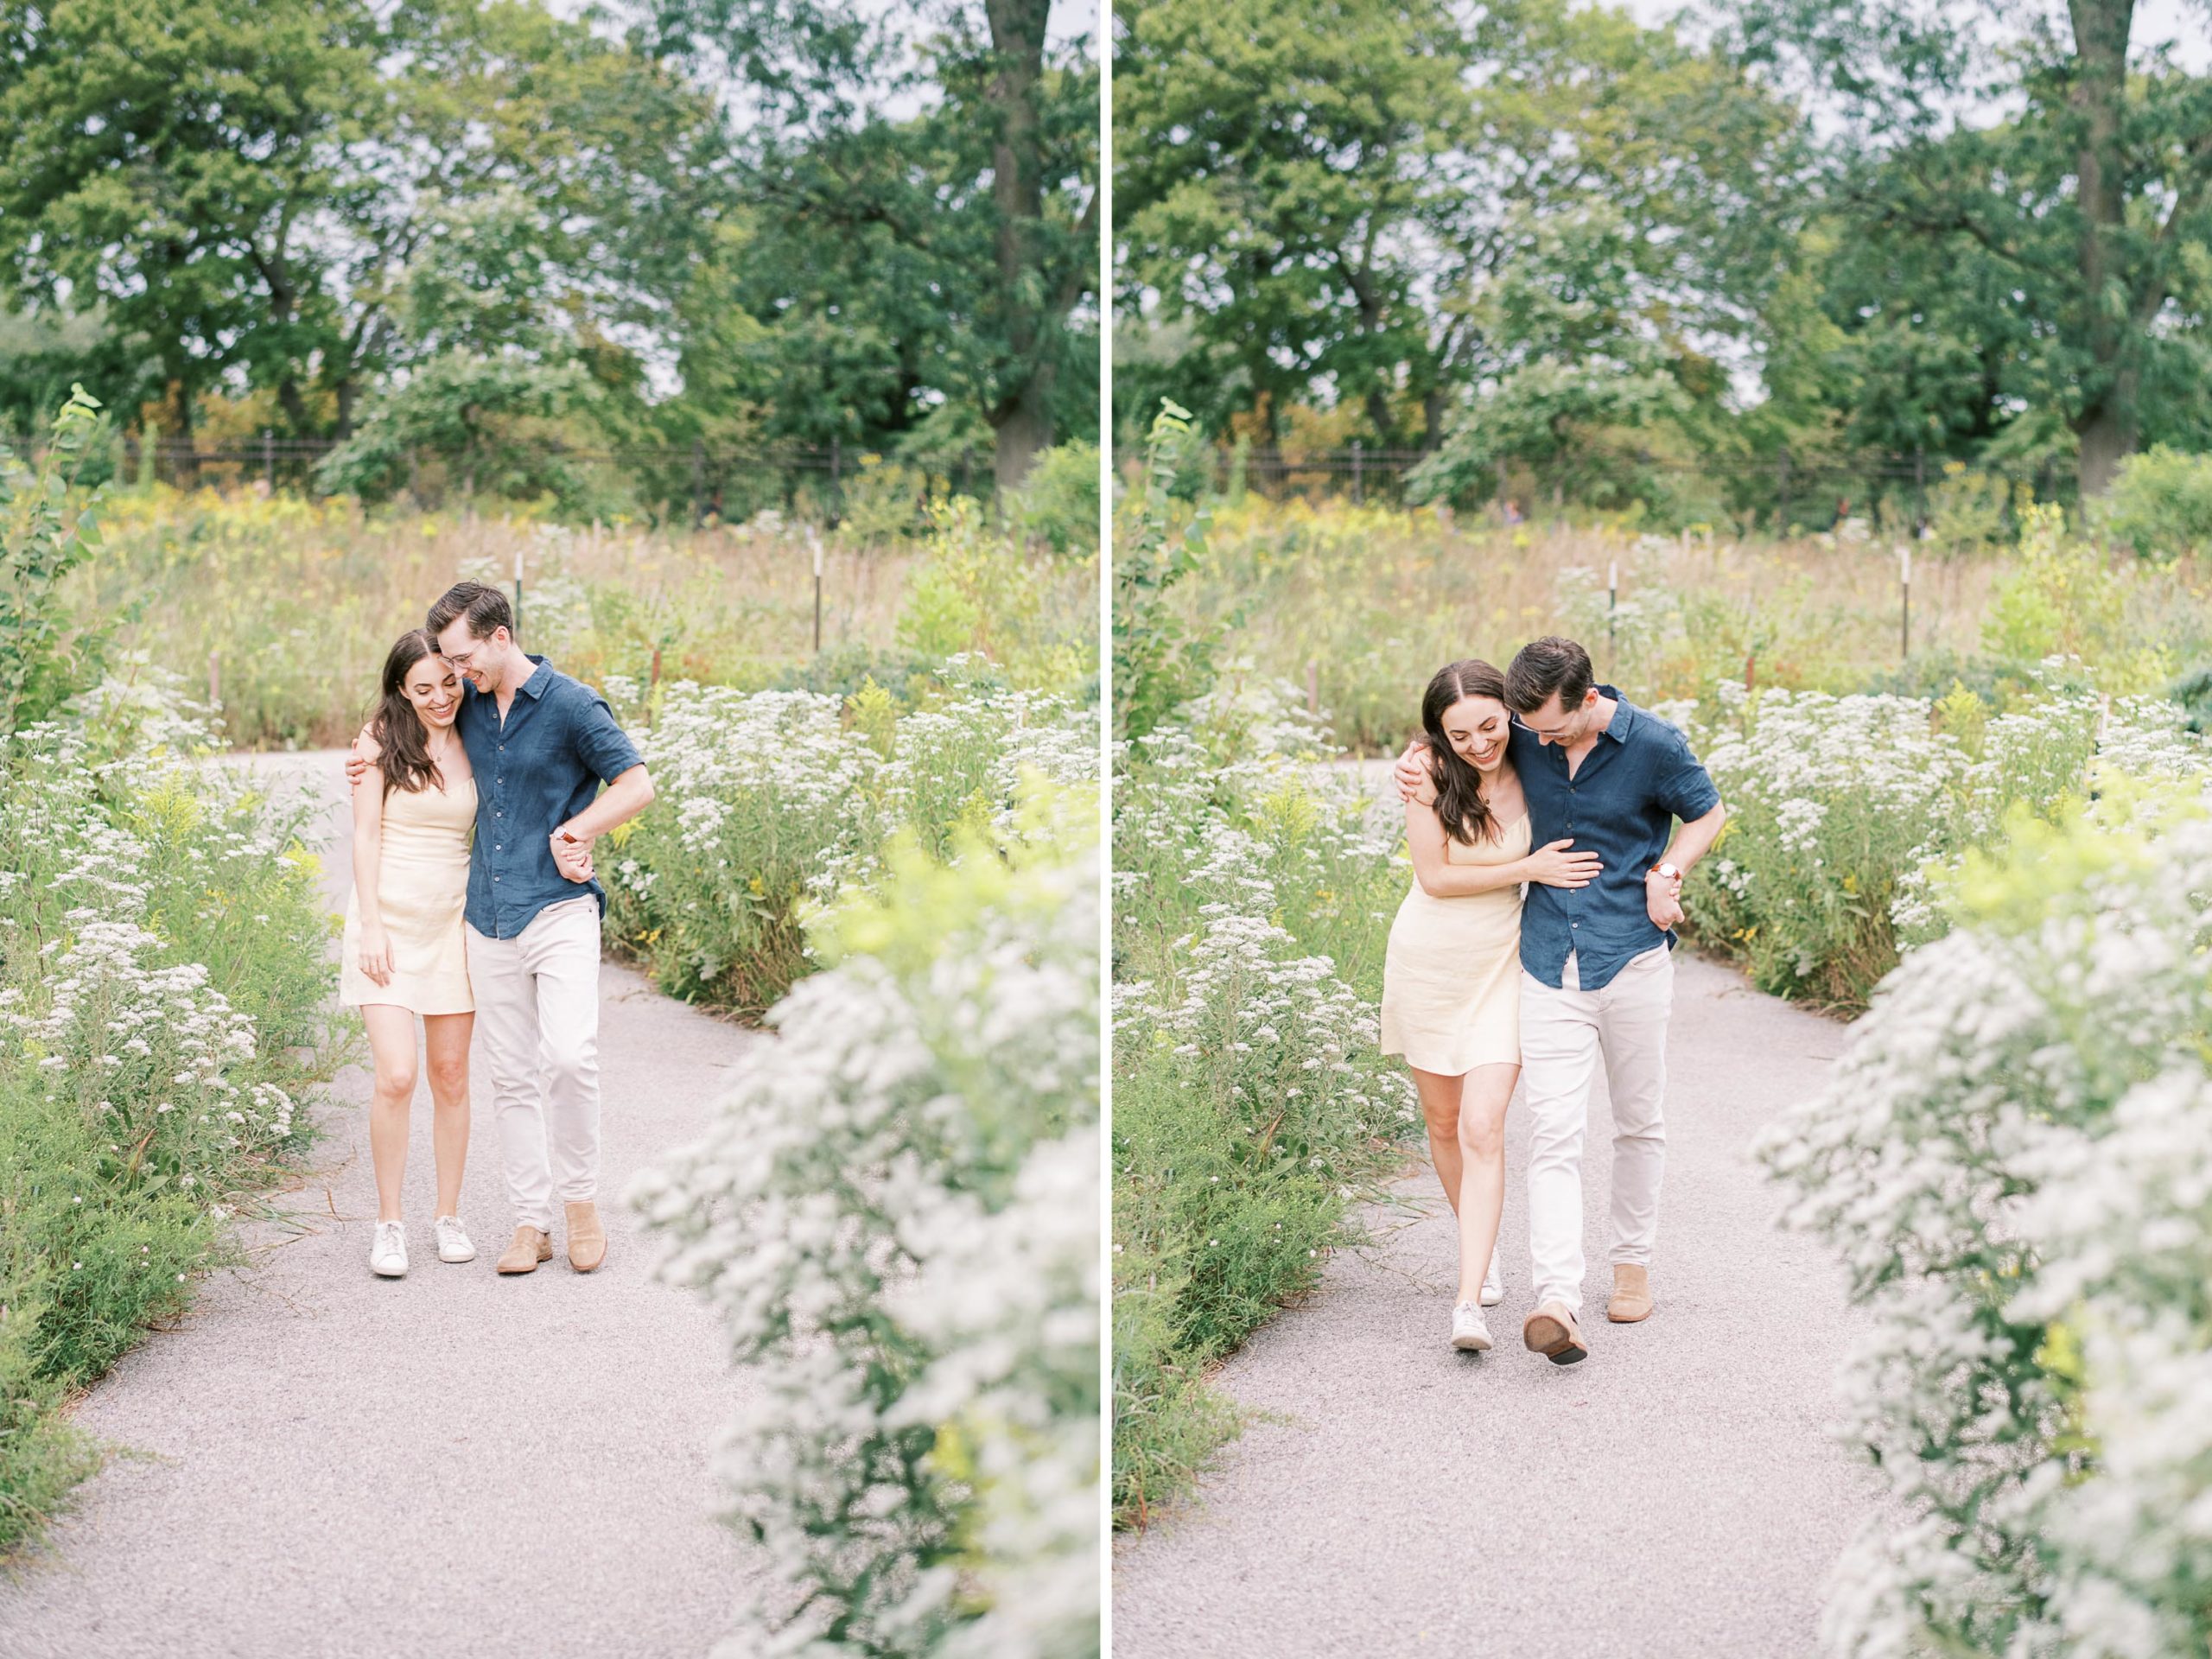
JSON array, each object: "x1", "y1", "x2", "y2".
[
  {"x1": 1608, "y1": 1263, "x2": 1654, "y2": 1323},
  {"x1": 496, "y1": 1225, "x2": 553, "y2": 1275},
  {"x1": 1522, "y1": 1300, "x2": 1589, "y2": 1365},
  {"x1": 564, "y1": 1200, "x2": 607, "y2": 1274}
]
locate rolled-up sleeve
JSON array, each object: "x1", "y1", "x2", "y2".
[
  {"x1": 569, "y1": 688, "x2": 643, "y2": 784},
  {"x1": 1653, "y1": 734, "x2": 1721, "y2": 822}
]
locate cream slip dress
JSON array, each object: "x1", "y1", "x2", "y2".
[
  {"x1": 339, "y1": 774, "x2": 477, "y2": 1015},
  {"x1": 1379, "y1": 813, "x2": 1530, "y2": 1075}
]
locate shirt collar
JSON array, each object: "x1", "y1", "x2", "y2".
[
  {"x1": 1594, "y1": 684, "x2": 1635, "y2": 744},
  {"x1": 514, "y1": 655, "x2": 553, "y2": 700}
]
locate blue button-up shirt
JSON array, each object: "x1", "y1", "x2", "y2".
[
  {"x1": 1511, "y1": 685, "x2": 1720, "y2": 990},
  {"x1": 457, "y1": 656, "x2": 644, "y2": 939}
]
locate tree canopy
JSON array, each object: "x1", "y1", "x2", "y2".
[
  {"x1": 0, "y1": 0, "x2": 1099, "y2": 494},
  {"x1": 1113, "y1": 0, "x2": 2212, "y2": 505}
]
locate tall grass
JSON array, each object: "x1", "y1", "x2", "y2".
[
  {"x1": 62, "y1": 490, "x2": 1090, "y2": 749},
  {"x1": 1174, "y1": 499, "x2": 2212, "y2": 752}
]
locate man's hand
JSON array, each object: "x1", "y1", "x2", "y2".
[
  {"x1": 1392, "y1": 739, "x2": 1435, "y2": 804},
  {"x1": 551, "y1": 827, "x2": 594, "y2": 884},
  {"x1": 344, "y1": 746, "x2": 372, "y2": 788},
  {"x1": 1645, "y1": 868, "x2": 1686, "y2": 930}
]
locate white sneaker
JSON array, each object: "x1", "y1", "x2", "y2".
[
  {"x1": 1451, "y1": 1301, "x2": 1493, "y2": 1351},
  {"x1": 370, "y1": 1220, "x2": 408, "y2": 1277},
  {"x1": 434, "y1": 1216, "x2": 475, "y2": 1264},
  {"x1": 1480, "y1": 1258, "x2": 1504, "y2": 1308}
]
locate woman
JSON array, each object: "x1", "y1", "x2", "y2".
[
  {"x1": 1380, "y1": 659, "x2": 1599, "y2": 1351},
  {"x1": 341, "y1": 631, "x2": 479, "y2": 1277}
]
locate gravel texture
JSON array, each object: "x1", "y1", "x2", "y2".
[
  {"x1": 1, "y1": 753, "x2": 760, "y2": 1658},
  {"x1": 1113, "y1": 922, "x2": 1878, "y2": 1656}
]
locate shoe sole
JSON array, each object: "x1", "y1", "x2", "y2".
[
  {"x1": 568, "y1": 1251, "x2": 604, "y2": 1274},
  {"x1": 1522, "y1": 1312, "x2": 1589, "y2": 1364},
  {"x1": 439, "y1": 1250, "x2": 477, "y2": 1264},
  {"x1": 1479, "y1": 1291, "x2": 1503, "y2": 1308},
  {"x1": 1452, "y1": 1332, "x2": 1494, "y2": 1352},
  {"x1": 372, "y1": 1262, "x2": 406, "y2": 1278},
  {"x1": 1607, "y1": 1304, "x2": 1651, "y2": 1324}
]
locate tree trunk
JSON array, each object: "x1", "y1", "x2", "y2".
[
  {"x1": 164, "y1": 375, "x2": 198, "y2": 488},
  {"x1": 2077, "y1": 367, "x2": 2140, "y2": 498},
  {"x1": 2067, "y1": 0, "x2": 2138, "y2": 497},
  {"x1": 277, "y1": 376, "x2": 315, "y2": 440},
  {"x1": 984, "y1": 0, "x2": 1051, "y2": 493},
  {"x1": 994, "y1": 374, "x2": 1056, "y2": 493}
]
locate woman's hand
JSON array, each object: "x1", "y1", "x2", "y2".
[
  {"x1": 358, "y1": 925, "x2": 395, "y2": 988},
  {"x1": 1646, "y1": 868, "x2": 1686, "y2": 929},
  {"x1": 1525, "y1": 838, "x2": 1602, "y2": 889}
]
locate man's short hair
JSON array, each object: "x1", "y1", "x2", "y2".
[
  {"x1": 1505, "y1": 636, "x2": 1594, "y2": 715},
  {"x1": 427, "y1": 581, "x2": 514, "y2": 643}
]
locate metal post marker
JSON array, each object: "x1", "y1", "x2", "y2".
[
  {"x1": 1900, "y1": 543, "x2": 1911, "y2": 662},
  {"x1": 514, "y1": 550, "x2": 524, "y2": 639},
  {"x1": 1609, "y1": 559, "x2": 1618, "y2": 673},
  {"x1": 810, "y1": 528, "x2": 823, "y2": 655}
]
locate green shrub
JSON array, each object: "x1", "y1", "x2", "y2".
[
  {"x1": 0, "y1": 698, "x2": 340, "y2": 1556},
  {"x1": 2104, "y1": 443, "x2": 2212, "y2": 559},
  {"x1": 1111, "y1": 686, "x2": 1414, "y2": 1529},
  {"x1": 1757, "y1": 779, "x2": 2212, "y2": 1657},
  {"x1": 1, "y1": 386, "x2": 128, "y2": 735},
  {"x1": 632, "y1": 786, "x2": 1099, "y2": 1656},
  {"x1": 1009, "y1": 440, "x2": 1102, "y2": 556},
  {"x1": 602, "y1": 667, "x2": 1098, "y2": 1015}
]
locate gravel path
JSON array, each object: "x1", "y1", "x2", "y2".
[
  {"x1": 1114, "y1": 766, "x2": 1878, "y2": 1656},
  {"x1": 0, "y1": 753, "x2": 761, "y2": 1658}
]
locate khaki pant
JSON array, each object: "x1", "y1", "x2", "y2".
[
  {"x1": 1518, "y1": 944, "x2": 1674, "y2": 1309},
  {"x1": 466, "y1": 897, "x2": 603, "y2": 1231}
]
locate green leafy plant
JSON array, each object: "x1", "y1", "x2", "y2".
[
  {"x1": 0, "y1": 387, "x2": 125, "y2": 734},
  {"x1": 1112, "y1": 400, "x2": 1224, "y2": 741}
]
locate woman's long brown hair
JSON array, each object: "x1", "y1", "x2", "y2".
[
  {"x1": 1421, "y1": 658, "x2": 1510, "y2": 845},
  {"x1": 369, "y1": 630, "x2": 446, "y2": 796}
]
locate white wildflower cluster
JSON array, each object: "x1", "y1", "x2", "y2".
[
  {"x1": 630, "y1": 830, "x2": 1099, "y2": 1659},
  {"x1": 1115, "y1": 717, "x2": 1418, "y2": 1147},
  {"x1": 1673, "y1": 676, "x2": 2102, "y2": 992},
  {"x1": 818, "y1": 681, "x2": 1098, "y2": 902},
  {"x1": 1179, "y1": 666, "x2": 1336, "y2": 760},
  {"x1": 1758, "y1": 806, "x2": 2212, "y2": 1659},
  {"x1": 607, "y1": 667, "x2": 1098, "y2": 1005},
  {"x1": 5, "y1": 919, "x2": 293, "y2": 1168},
  {"x1": 2095, "y1": 696, "x2": 2212, "y2": 784},
  {"x1": 0, "y1": 690, "x2": 325, "y2": 1205}
]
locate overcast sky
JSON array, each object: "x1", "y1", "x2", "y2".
[{"x1": 1618, "y1": 0, "x2": 2208, "y2": 71}]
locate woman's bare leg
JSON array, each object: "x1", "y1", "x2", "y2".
[
  {"x1": 361, "y1": 1005, "x2": 420, "y2": 1223},
  {"x1": 421, "y1": 1012, "x2": 474, "y2": 1217},
  {"x1": 1453, "y1": 1062, "x2": 1519, "y2": 1306},
  {"x1": 1411, "y1": 1067, "x2": 1465, "y2": 1217}
]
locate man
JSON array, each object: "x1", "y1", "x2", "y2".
[
  {"x1": 351, "y1": 581, "x2": 655, "y2": 1275},
  {"x1": 1395, "y1": 637, "x2": 1724, "y2": 1363}
]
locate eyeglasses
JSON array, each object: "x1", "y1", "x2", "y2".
[{"x1": 440, "y1": 633, "x2": 493, "y2": 671}]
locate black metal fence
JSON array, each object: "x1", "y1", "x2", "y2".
[
  {"x1": 8, "y1": 430, "x2": 1001, "y2": 527},
  {"x1": 1114, "y1": 442, "x2": 2070, "y2": 533}
]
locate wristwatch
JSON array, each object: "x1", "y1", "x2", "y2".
[{"x1": 1651, "y1": 861, "x2": 1681, "y2": 883}]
